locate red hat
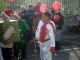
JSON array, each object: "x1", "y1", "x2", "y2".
[
  {"x1": 14, "y1": 12, "x2": 22, "y2": 18},
  {"x1": 2, "y1": 10, "x2": 14, "y2": 18}
]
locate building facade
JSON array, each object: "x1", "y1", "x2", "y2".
[{"x1": 0, "y1": 0, "x2": 80, "y2": 15}]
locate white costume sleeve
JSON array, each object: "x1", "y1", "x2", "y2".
[
  {"x1": 35, "y1": 20, "x2": 43, "y2": 41},
  {"x1": 46, "y1": 24, "x2": 55, "y2": 47},
  {"x1": 3, "y1": 27, "x2": 14, "y2": 40}
]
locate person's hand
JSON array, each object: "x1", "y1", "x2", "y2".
[
  {"x1": 34, "y1": 38, "x2": 38, "y2": 43},
  {"x1": 56, "y1": 25, "x2": 58, "y2": 28},
  {"x1": 50, "y1": 47, "x2": 55, "y2": 53}
]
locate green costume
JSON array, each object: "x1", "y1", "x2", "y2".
[{"x1": 14, "y1": 20, "x2": 29, "y2": 50}]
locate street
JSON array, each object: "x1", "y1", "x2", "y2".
[{"x1": 12, "y1": 38, "x2": 80, "y2": 60}]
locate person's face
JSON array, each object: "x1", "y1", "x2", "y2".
[
  {"x1": 21, "y1": 7, "x2": 26, "y2": 12},
  {"x1": 42, "y1": 14, "x2": 49, "y2": 21},
  {"x1": 30, "y1": 6, "x2": 33, "y2": 10},
  {"x1": 37, "y1": 2, "x2": 41, "y2": 7},
  {"x1": 2, "y1": 14, "x2": 8, "y2": 20}
]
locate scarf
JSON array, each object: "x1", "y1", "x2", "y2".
[{"x1": 40, "y1": 21, "x2": 56, "y2": 43}]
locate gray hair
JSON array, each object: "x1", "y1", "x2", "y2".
[{"x1": 20, "y1": 5, "x2": 26, "y2": 9}]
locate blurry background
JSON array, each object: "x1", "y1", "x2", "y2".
[{"x1": 0, "y1": 0, "x2": 80, "y2": 16}]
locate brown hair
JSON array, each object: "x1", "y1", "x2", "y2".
[{"x1": 29, "y1": 4, "x2": 33, "y2": 9}]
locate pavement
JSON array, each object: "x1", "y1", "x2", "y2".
[
  {"x1": 12, "y1": 37, "x2": 80, "y2": 60},
  {"x1": 0, "y1": 32, "x2": 80, "y2": 60},
  {"x1": 61, "y1": 34, "x2": 80, "y2": 40}
]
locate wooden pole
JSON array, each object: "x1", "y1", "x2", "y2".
[{"x1": 34, "y1": 42, "x2": 37, "y2": 60}]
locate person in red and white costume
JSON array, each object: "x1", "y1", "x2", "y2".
[{"x1": 35, "y1": 12, "x2": 56, "y2": 60}]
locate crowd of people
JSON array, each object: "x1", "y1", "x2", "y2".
[{"x1": 0, "y1": 1, "x2": 64, "y2": 60}]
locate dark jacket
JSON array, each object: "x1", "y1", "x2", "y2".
[
  {"x1": 21, "y1": 10, "x2": 27, "y2": 19},
  {"x1": 52, "y1": 12, "x2": 64, "y2": 30},
  {"x1": 26, "y1": 9, "x2": 36, "y2": 26},
  {"x1": 21, "y1": 10, "x2": 36, "y2": 26},
  {"x1": 51, "y1": 10, "x2": 55, "y2": 14}
]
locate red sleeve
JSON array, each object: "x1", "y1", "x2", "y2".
[
  {"x1": 33, "y1": 6, "x2": 42, "y2": 19},
  {"x1": 33, "y1": 6, "x2": 36, "y2": 12}
]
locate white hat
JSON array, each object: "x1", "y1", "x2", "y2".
[{"x1": 20, "y1": 5, "x2": 26, "y2": 9}]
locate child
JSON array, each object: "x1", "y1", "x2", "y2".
[
  {"x1": 13, "y1": 12, "x2": 29, "y2": 59},
  {"x1": 35, "y1": 12, "x2": 56, "y2": 60},
  {"x1": 1, "y1": 10, "x2": 14, "y2": 60}
]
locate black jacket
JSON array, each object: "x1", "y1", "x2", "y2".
[
  {"x1": 51, "y1": 10, "x2": 55, "y2": 14},
  {"x1": 21, "y1": 10, "x2": 27, "y2": 19},
  {"x1": 21, "y1": 10, "x2": 36, "y2": 26},
  {"x1": 52, "y1": 12, "x2": 64, "y2": 30},
  {"x1": 26, "y1": 10, "x2": 36, "y2": 26}
]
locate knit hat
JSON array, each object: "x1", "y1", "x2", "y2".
[
  {"x1": 2, "y1": 10, "x2": 14, "y2": 18},
  {"x1": 43, "y1": 12, "x2": 51, "y2": 19}
]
